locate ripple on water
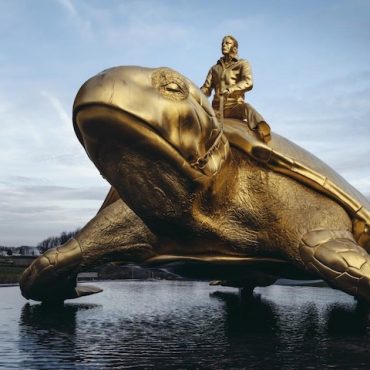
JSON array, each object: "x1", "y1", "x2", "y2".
[{"x1": 0, "y1": 281, "x2": 370, "y2": 369}]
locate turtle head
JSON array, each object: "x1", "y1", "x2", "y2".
[{"x1": 73, "y1": 66, "x2": 229, "y2": 185}]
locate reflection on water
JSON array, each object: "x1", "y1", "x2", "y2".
[
  {"x1": 1, "y1": 282, "x2": 370, "y2": 369},
  {"x1": 19, "y1": 303, "x2": 99, "y2": 369},
  {"x1": 211, "y1": 291, "x2": 280, "y2": 335},
  {"x1": 216, "y1": 290, "x2": 370, "y2": 369}
]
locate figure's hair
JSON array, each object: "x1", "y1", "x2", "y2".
[{"x1": 222, "y1": 35, "x2": 239, "y2": 50}]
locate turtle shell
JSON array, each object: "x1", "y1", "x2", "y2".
[{"x1": 223, "y1": 119, "x2": 370, "y2": 251}]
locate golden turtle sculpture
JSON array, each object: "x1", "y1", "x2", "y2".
[{"x1": 20, "y1": 66, "x2": 370, "y2": 303}]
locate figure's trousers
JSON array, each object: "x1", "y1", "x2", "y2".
[{"x1": 214, "y1": 101, "x2": 271, "y2": 142}]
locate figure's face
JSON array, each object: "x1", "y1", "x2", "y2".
[{"x1": 221, "y1": 37, "x2": 234, "y2": 55}]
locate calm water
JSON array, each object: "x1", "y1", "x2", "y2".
[{"x1": 1, "y1": 281, "x2": 370, "y2": 369}]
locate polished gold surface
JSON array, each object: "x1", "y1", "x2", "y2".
[
  {"x1": 19, "y1": 65, "x2": 370, "y2": 304},
  {"x1": 201, "y1": 35, "x2": 271, "y2": 142},
  {"x1": 223, "y1": 119, "x2": 370, "y2": 252}
]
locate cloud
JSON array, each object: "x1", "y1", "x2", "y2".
[
  {"x1": 41, "y1": 90, "x2": 71, "y2": 128},
  {"x1": 56, "y1": 0, "x2": 92, "y2": 37},
  {"x1": 54, "y1": 0, "x2": 195, "y2": 62},
  {"x1": 0, "y1": 85, "x2": 110, "y2": 246},
  {"x1": 252, "y1": 67, "x2": 370, "y2": 198},
  {"x1": 57, "y1": 0, "x2": 77, "y2": 17},
  {"x1": 1, "y1": 0, "x2": 369, "y2": 247},
  {"x1": 0, "y1": 182, "x2": 109, "y2": 246}
]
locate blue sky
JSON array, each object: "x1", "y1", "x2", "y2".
[{"x1": 1, "y1": 0, "x2": 369, "y2": 246}]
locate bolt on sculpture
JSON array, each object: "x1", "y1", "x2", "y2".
[{"x1": 19, "y1": 60, "x2": 370, "y2": 303}]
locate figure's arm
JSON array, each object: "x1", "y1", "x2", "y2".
[
  {"x1": 227, "y1": 60, "x2": 253, "y2": 94},
  {"x1": 200, "y1": 68, "x2": 213, "y2": 97}
]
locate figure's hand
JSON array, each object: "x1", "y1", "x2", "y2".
[{"x1": 221, "y1": 89, "x2": 230, "y2": 96}]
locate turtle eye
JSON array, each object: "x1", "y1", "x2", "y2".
[
  {"x1": 165, "y1": 82, "x2": 183, "y2": 93},
  {"x1": 152, "y1": 68, "x2": 189, "y2": 101}
]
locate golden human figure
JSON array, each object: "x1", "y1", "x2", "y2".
[{"x1": 201, "y1": 35, "x2": 271, "y2": 143}]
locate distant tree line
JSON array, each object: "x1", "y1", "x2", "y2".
[{"x1": 37, "y1": 228, "x2": 81, "y2": 253}]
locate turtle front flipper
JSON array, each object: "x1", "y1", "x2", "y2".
[
  {"x1": 300, "y1": 229, "x2": 370, "y2": 302},
  {"x1": 20, "y1": 198, "x2": 158, "y2": 302},
  {"x1": 20, "y1": 239, "x2": 101, "y2": 302}
]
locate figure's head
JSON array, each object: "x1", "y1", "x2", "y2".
[{"x1": 221, "y1": 35, "x2": 238, "y2": 58}]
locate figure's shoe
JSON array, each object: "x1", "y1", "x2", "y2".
[
  {"x1": 257, "y1": 121, "x2": 271, "y2": 143},
  {"x1": 243, "y1": 119, "x2": 271, "y2": 143}
]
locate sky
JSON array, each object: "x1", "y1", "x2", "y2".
[{"x1": 0, "y1": 0, "x2": 369, "y2": 246}]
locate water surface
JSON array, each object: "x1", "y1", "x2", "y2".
[{"x1": 1, "y1": 281, "x2": 370, "y2": 369}]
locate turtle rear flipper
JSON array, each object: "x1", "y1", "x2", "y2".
[{"x1": 300, "y1": 229, "x2": 370, "y2": 302}]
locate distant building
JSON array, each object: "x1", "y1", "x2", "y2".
[{"x1": 19, "y1": 246, "x2": 40, "y2": 256}]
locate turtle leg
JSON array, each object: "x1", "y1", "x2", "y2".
[
  {"x1": 209, "y1": 273, "x2": 277, "y2": 296},
  {"x1": 20, "y1": 199, "x2": 158, "y2": 302},
  {"x1": 299, "y1": 229, "x2": 370, "y2": 302}
]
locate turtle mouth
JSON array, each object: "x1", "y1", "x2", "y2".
[{"x1": 73, "y1": 103, "x2": 210, "y2": 183}]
